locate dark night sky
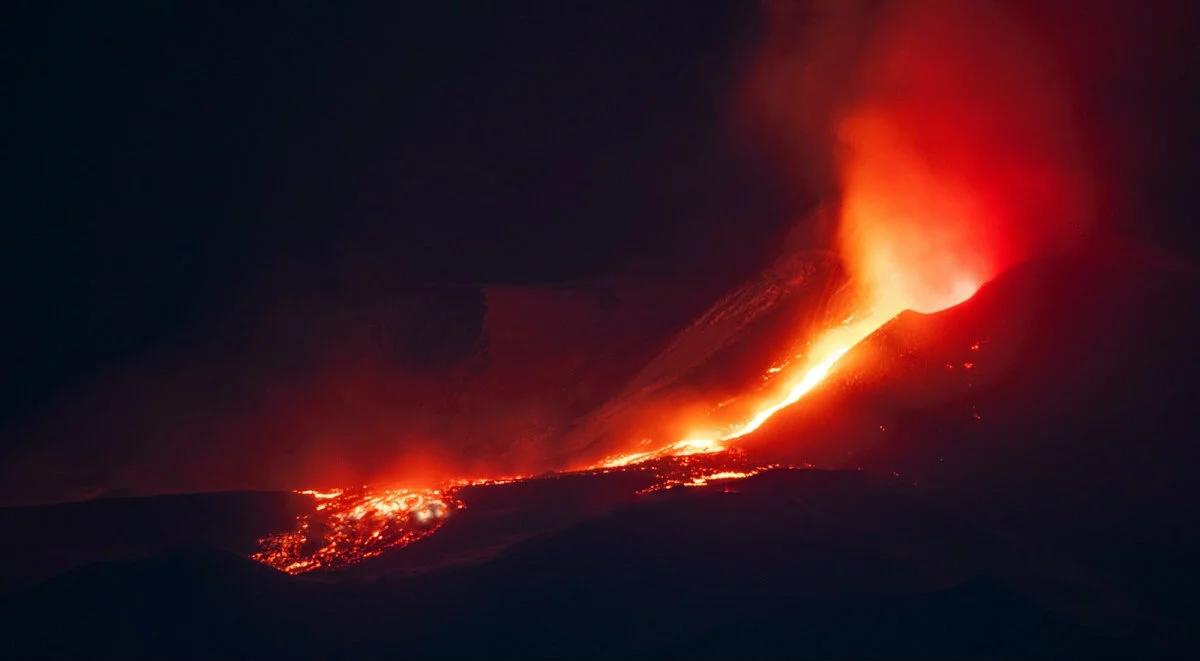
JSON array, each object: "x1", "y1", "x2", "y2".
[
  {"x1": 3, "y1": 1, "x2": 1198, "y2": 503},
  {"x1": 4, "y1": 2, "x2": 798, "y2": 501},
  {"x1": 5, "y1": 2, "x2": 778, "y2": 418}
]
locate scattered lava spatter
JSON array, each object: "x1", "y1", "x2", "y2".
[
  {"x1": 252, "y1": 486, "x2": 464, "y2": 574},
  {"x1": 627, "y1": 450, "x2": 799, "y2": 495},
  {"x1": 254, "y1": 451, "x2": 802, "y2": 574}
]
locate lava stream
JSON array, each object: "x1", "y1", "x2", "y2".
[
  {"x1": 596, "y1": 306, "x2": 907, "y2": 468},
  {"x1": 252, "y1": 305, "x2": 924, "y2": 575}
]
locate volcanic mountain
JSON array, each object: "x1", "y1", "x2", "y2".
[{"x1": 2, "y1": 239, "x2": 1197, "y2": 659}]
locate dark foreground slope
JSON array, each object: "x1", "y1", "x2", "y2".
[
  {"x1": 1, "y1": 242, "x2": 1197, "y2": 659},
  {"x1": 743, "y1": 240, "x2": 1200, "y2": 650},
  {"x1": 0, "y1": 470, "x2": 1123, "y2": 660},
  {"x1": 0, "y1": 491, "x2": 311, "y2": 594}
]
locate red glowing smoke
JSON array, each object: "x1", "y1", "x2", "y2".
[
  {"x1": 747, "y1": 0, "x2": 1093, "y2": 317},
  {"x1": 566, "y1": 0, "x2": 1100, "y2": 468},
  {"x1": 837, "y1": 0, "x2": 1092, "y2": 316}
]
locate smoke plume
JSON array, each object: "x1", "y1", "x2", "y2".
[{"x1": 747, "y1": 0, "x2": 1093, "y2": 316}]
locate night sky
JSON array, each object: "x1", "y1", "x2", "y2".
[{"x1": 4, "y1": 1, "x2": 1198, "y2": 504}]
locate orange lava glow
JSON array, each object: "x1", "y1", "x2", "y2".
[
  {"x1": 597, "y1": 313, "x2": 896, "y2": 468},
  {"x1": 255, "y1": 454, "x2": 796, "y2": 573},
  {"x1": 253, "y1": 486, "x2": 463, "y2": 574},
  {"x1": 635, "y1": 466, "x2": 768, "y2": 495},
  {"x1": 253, "y1": 295, "x2": 915, "y2": 575}
]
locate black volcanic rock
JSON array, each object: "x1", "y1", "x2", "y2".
[
  {"x1": 743, "y1": 240, "x2": 1200, "y2": 651},
  {"x1": 386, "y1": 470, "x2": 1127, "y2": 659},
  {"x1": 0, "y1": 490, "x2": 312, "y2": 594},
  {"x1": 0, "y1": 547, "x2": 310, "y2": 660},
  {"x1": 0, "y1": 470, "x2": 1123, "y2": 659}
]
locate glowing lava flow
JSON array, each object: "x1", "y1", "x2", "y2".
[
  {"x1": 597, "y1": 307, "x2": 906, "y2": 468},
  {"x1": 252, "y1": 300, "x2": 960, "y2": 575}
]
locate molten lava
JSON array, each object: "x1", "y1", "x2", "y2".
[
  {"x1": 595, "y1": 312, "x2": 894, "y2": 468},
  {"x1": 253, "y1": 486, "x2": 463, "y2": 574},
  {"x1": 254, "y1": 457, "x2": 760, "y2": 573}
]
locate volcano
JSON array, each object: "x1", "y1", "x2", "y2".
[
  {"x1": 6, "y1": 1, "x2": 1198, "y2": 657},
  {"x1": 3, "y1": 242, "x2": 1197, "y2": 659}
]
